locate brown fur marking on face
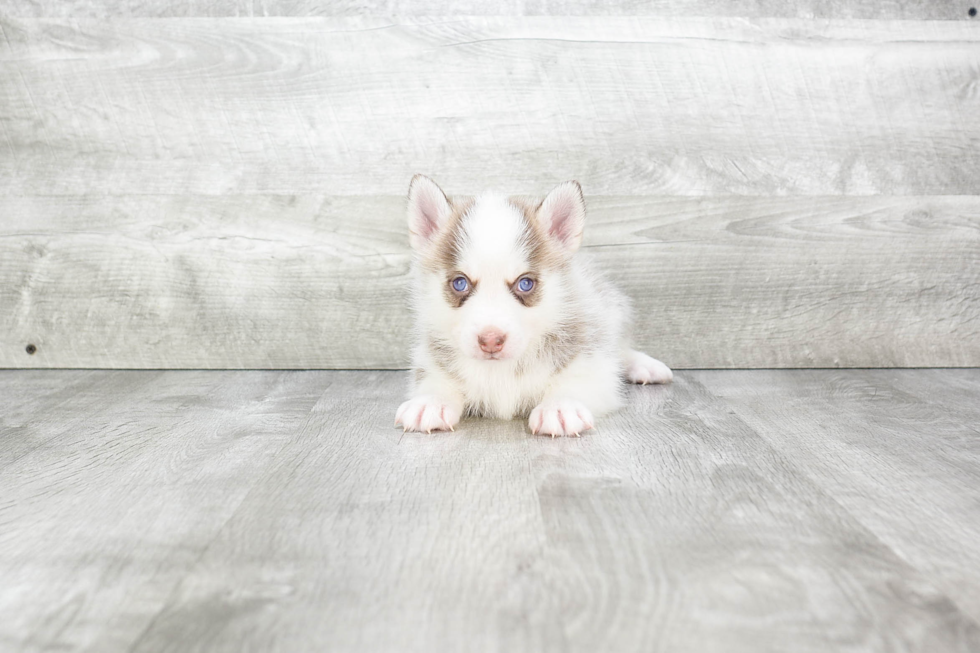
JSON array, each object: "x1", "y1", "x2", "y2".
[
  {"x1": 427, "y1": 334, "x2": 462, "y2": 381},
  {"x1": 421, "y1": 196, "x2": 474, "y2": 274},
  {"x1": 506, "y1": 195, "x2": 564, "y2": 308},
  {"x1": 510, "y1": 275, "x2": 543, "y2": 308},
  {"x1": 508, "y1": 195, "x2": 568, "y2": 272},
  {"x1": 442, "y1": 273, "x2": 475, "y2": 308}
]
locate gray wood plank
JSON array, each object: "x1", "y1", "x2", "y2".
[
  {"x1": 2, "y1": 17, "x2": 978, "y2": 196},
  {"x1": 2, "y1": 194, "x2": 977, "y2": 369},
  {"x1": 0, "y1": 194, "x2": 410, "y2": 370},
  {"x1": 694, "y1": 369, "x2": 980, "y2": 624},
  {"x1": 0, "y1": 369, "x2": 93, "y2": 413},
  {"x1": 128, "y1": 370, "x2": 558, "y2": 653},
  {"x1": 0, "y1": 370, "x2": 163, "y2": 467},
  {"x1": 0, "y1": 370, "x2": 329, "y2": 652},
  {"x1": 522, "y1": 376, "x2": 980, "y2": 652},
  {"x1": 2, "y1": 369, "x2": 980, "y2": 651},
  {"x1": 882, "y1": 369, "x2": 980, "y2": 417},
  {"x1": 0, "y1": 0, "x2": 971, "y2": 20},
  {"x1": 0, "y1": 369, "x2": 102, "y2": 469},
  {"x1": 74, "y1": 371, "x2": 976, "y2": 653}
]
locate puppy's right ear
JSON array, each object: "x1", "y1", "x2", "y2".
[{"x1": 407, "y1": 174, "x2": 451, "y2": 252}]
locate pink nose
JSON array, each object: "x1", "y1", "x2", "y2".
[{"x1": 477, "y1": 329, "x2": 507, "y2": 354}]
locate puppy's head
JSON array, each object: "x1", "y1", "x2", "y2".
[{"x1": 407, "y1": 175, "x2": 586, "y2": 363}]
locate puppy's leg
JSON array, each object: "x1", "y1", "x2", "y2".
[
  {"x1": 529, "y1": 354, "x2": 622, "y2": 438},
  {"x1": 395, "y1": 366, "x2": 465, "y2": 434},
  {"x1": 623, "y1": 348, "x2": 673, "y2": 385}
]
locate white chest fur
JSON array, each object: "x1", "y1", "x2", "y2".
[{"x1": 455, "y1": 356, "x2": 553, "y2": 419}]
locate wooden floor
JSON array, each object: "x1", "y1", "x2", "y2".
[{"x1": 2, "y1": 369, "x2": 979, "y2": 652}]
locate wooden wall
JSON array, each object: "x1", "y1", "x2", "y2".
[{"x1": 1, "y1": 4, "x2": 978, "y2": 369}]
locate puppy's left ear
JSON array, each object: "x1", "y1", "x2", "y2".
[{"x1": 537, "y1": 181, "x2": 586, "y2": 254}]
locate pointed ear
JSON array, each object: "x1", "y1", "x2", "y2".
[
  {"x1": 536, "y1": 181, "x2": 586, "y2": 254},
  {"x1": 407, "y1": 174, "x2": 451, "y2": 251}
]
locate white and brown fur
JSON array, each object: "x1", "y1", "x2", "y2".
[{"x1": 395, "y1": 175, "x2": 672, "y2": 437}]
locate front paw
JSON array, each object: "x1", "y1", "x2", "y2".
[
  {"x1": 529, "y1": 399, "x2": 595, "y2": 438},
  {"x1": 625, "y1": 351, "x2": 673, "y2": 385},
  {"x1": 395, "y1": 395, "x2": 461, "y2": 434}
]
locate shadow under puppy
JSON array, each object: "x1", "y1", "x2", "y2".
[{"x1": 395, "y1": 175, "x2": 672, "y2": 437}]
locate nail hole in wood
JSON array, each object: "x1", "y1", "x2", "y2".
[
  {"x1": 26, "y1": 344, "x2": 37, "y2": 355},
  {"x1": 971, "y1": 7, "x2": 978, "y2": 17}
]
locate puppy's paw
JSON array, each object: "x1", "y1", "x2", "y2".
[
  {"x1": 395, "y1": 395, "x2": 461, "y2": 434},
  {"x1": 529, "y1": 399, "x2": 595, "y2": 438},
  {"x1": 625, "y1": 350, "x2": 673, "y2": 385}
]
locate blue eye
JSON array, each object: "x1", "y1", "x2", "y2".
[
  {"x1": 517, "y1": 277, "x2": 535, "y2": 292},
  {"x1": 452, "y1": 276, "x2": 469, "y2": 292}
]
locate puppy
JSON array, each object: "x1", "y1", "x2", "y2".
[{"x1": 394, "y1": 175, "x2": 673, "y2": 437}]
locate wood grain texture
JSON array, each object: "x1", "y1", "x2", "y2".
[
  {"x1": 2, "y1": 369, "x2": 979, "y2": 652},
  {"x1": 0, "y1": 370, "x2": 165, "y2": 467},
  {"x1": 0, "y1": 370, "x2": 330, "y2": 652},
  {"x1": 0, "y1": 368, "x2": 92, "y2": 415},
  {"x1": 695, "y1": 369, "x2": 980, "y2": 625},
  {"x1": 2, "y1": 194, "x2": 978, "y2": 369},
  {"x1": 0, "y1": 0, "x2": 973, "y2": 19},
  {"x1": 1, "y1": 17, "x2": 979, "y2": 196}
]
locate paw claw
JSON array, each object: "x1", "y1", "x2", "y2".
[
  {"x1": 529, "y1": 400, "x2": 595, "y2": 438},
  {"x1": 396, "y1": 396, "x2": 461, "y2": 434}
]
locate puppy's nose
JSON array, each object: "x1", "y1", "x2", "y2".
[{"x1": 477, "y1": 329, "x2": 507, "y2": 354}]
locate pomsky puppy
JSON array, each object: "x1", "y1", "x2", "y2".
[{"x1": 395, "y1": 175, "x2": 673, "y2": 437}]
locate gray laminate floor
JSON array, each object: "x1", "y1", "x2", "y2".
[{"x1": 1, "y1": 369, "x2": 979, "y2": 652}]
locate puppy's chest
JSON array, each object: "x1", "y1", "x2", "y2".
[{"x1": 456, "y1": 358, "x2": 554, "y2": 419}]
